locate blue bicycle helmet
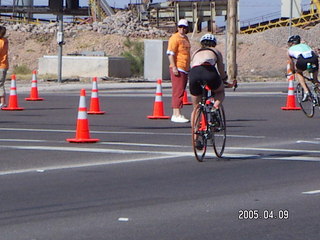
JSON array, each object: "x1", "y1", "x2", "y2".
[{"x1": 288, "y1": 35, "x2": 301, "y2": 44}]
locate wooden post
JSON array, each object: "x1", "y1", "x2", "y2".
[
  {"x1": 210, "y1": 2, "x2": 216, "y2": 33},
  {"x1": 227, "y1": 0, "x2": 237, "y2": 82},
  {"x1": 192, "y1": 2, "x2": 198, "y2": 32}
]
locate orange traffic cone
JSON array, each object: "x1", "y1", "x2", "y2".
[
  {"x1": 25, "y1": 70, "x2": 44, "y2": 101},
  {"x1": 183, "y1": 90, "x2": 192, "y2": 105},
  {"x1": 88, "y1": 77, "x2": 105, "y2": 115},
  {"x1": 281, "y1": 61, "x2": 301, "y2": 110},
  {"x1": 2, "y1": 74, "x2": 24, "y2": 111},
  {"x1": 147, "y1": 79, "x2": 170, "y2": 119},
  {"x1": 66, "y1": 89, "x2": 100, "y2": 143}
]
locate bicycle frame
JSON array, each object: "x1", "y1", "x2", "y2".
[
  {"x1": 191, "y1": 83, "x2": 226, "y2": 161},
  {"x1": 296, "y1": 63, "x2": 320, "y2": 118}
]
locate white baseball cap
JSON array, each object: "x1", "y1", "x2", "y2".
[{"x1": 178, "y1": 19, "x2": 188, "y2": 27}]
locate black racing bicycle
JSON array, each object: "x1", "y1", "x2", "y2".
[
  {"x1": 296, "y1": 63, "x2": 320, "y2": 118},
  {"x1": 191, "y1": 83, "x2": 227, "y2": 161}
]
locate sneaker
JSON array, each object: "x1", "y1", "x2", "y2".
[
  {"x1": 0, "y1": 104, "x2": 6, "y2": 109},
  {"x1": 302, "y1": 92, "x2": 309, "y2": 102},
  {"x1": 171, "y1": 115, "x2": 189, "y2": 123}
]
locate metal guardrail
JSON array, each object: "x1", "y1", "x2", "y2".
[
  {"x1": 240, "y1": 11, "x2": 281, "y2": 28},
  {"x1": 99, "y1": 0, "x2": 114, "y2": 16},
  {"x1": 240, "y1": 12, "x2": 320, "y2": 34},
  {"x1": 240, "y1": 3, "x2": 320, "y2": 34}
]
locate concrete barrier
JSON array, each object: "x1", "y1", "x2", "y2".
[
  {"x1": 144, "y1": 40, "x2": 170, "y2": 81},
  {"x1": 38, "y1": 55, "x2": 131, "y2": 78}
]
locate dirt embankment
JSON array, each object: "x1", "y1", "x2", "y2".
[{"x1": 6, "y1": 21, "x2": 320, "y2": 82}]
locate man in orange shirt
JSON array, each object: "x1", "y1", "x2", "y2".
[
  {"x1": 0, "y1": 26, "x2": 8, "y2": 108},
  {"x1": 167, "y1": 19, "x2": 191, "y2": 123}
]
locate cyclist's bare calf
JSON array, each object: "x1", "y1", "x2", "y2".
[{"x1": 295, "y1": 70, "x2": 309, "y2": 93}]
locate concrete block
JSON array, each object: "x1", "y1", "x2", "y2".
[
  {"x1": 38, "y1": 56, "x2": 131, "y2": 78},
  {"x1": 144, "y1": 40, "x2": 170, "y2": 81}
]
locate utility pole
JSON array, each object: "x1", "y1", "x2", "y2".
[
  {"x1": 226, "y1": 0, "x2": 237, "y2": 83},
  {"x1": 57, "y1": 14, "x2": 64, "y2": 83},
  {"x1": 289, "y1": 0, "x2": 293, "y2": 36}
]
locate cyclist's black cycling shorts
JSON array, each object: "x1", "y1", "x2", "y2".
[
  {"x1": 296, "y1": 51, "x2": 319, "y2": 71},
  {"x1": 189, "y1": 65, "x2": 222, "y2": 96}
]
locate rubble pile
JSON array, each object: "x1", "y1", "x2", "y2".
[{"x1": 2, "y1": 10, "x2": 170, "y2": 38}]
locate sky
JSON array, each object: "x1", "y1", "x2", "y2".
[{"x1": 0, "y1": 0, "x2": 311, "y2": 23}]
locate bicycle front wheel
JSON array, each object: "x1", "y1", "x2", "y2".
[
  {"x1": 211, "y1": 105, "x2": 226, "y2": 158},
  {"x1": 191, "y1": 106, "x2": 207, "y2": 162},
  {"x1": 296, "y1": 83, "x2": 314, "y2": 118}
]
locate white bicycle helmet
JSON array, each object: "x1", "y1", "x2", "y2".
[{"x1": 200, "y1": 33, "x2": 217, "y2": 45}]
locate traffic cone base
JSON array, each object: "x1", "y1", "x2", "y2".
[
  {"x1": 2, "y1": 106, "x2": 24, "y2": 111},
  {"x1": 25, "y1": 97, "x2": 44, "y2": 101},
  {"x1": 281, "y1": 106, "x2": 301, "y2": 110},
  {"x1": 281, "y1": 108, "x2": 301, "y2": 110},
  {"x1": 87, "y1": 110, "x2": 105, "y2": 115},
  {"x1": 66, "y1": 138, "x2": 100, "y2": 143},
  {"x1": 147, "y1": 115, "x2": 170, "y2": 119}
]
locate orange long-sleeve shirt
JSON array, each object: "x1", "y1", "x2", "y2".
[{"x1": 0, "y1": 38, "x2": 9, "y2": 69}]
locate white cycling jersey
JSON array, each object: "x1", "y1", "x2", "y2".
[{"x1": 288, "y1": 43, "x2": 313, "y2": 59}]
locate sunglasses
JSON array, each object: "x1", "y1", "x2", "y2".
[{"x1": 178, "y1": 26, "x2": 188, "y2": 29}]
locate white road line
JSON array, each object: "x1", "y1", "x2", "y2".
[
  {"x1": 0, "y1": 128, "x2": 72, "y2": 133},
  {"x1": 0, "y1": 139, "x2": 188, "y2": 148},
  {"x1": 0, "y1": 155, "x2": 181, "y2": 176},
  {"x1": 0, "y1": 144, "x2": 318, "y2": 175},
  {"x1": 0, "y1": 153, "x2": 260, "y2": 176},
  {"x1": 265, "y1": 156, "x2": 320, "y2": 162},
  {"x1": 97, "y1": 142, "x2": 189, "y2": 148},
  {"x1": 297, "y1": 140, "x2": 320, "y2": 145},
  {"x1": 229, "y1": 147, "x2": 320, "y2": 154},
  {"x1": 302, "y1": 190, "x2": 320, "y2": 195},
  {"x1": 0, "y1": 128, "x2": 266, "y2": 139},
  {"x1": 0, "y1": 145, "x2": 190, "y2": 156},
  {"x1": 0, "y1": 139, "x2": 49, "y2": 143},
  {"x1": 1, "y1": 141, "x2": 319, "y2": 156},
  {"x1": 228, "y1": 134, "x2": 265, "y2": 139}
]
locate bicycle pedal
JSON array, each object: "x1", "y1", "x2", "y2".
[{"x1": 195, "y1": 140, "x2": 204, "y2": 150}]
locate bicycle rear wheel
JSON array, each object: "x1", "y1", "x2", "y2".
[
  {"x1": 211, "y1": 105, "x2": 226, "y2": 158},
  {"x1": 191, "y1": 106, "x2": 207, "y2": 162},
  {"x1": 296, "y1": 82, "x2": 314, "y2": 118}
]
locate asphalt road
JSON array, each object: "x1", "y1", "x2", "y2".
[{"x1": 0, "y1": 82, "x2": 319, "y2": 239}]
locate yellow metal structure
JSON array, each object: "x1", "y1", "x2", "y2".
[
  {"x1": 89, "y1": 0, "x2": 107, "y2": 21},
  {"x1": 313, "y1": 0, "x2": 320, "y2": 13},
  {"x1": 241, "y1": 0, "x2": 320, "y2": 34}
]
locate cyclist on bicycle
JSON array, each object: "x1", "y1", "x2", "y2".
[
  {"x1": 287, "y1": 35, "x2": 319, "y2": 101},
  {"x1": 189, "y1": 33, "x2": 229, "y2": 110}
]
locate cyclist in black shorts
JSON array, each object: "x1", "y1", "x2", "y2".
[
  {"x1": 287, "y1": 35, "x2": 319, "y2": 101},
  {"x1": 189, "y1": 33, "x2": 229, "y2": 110}
]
